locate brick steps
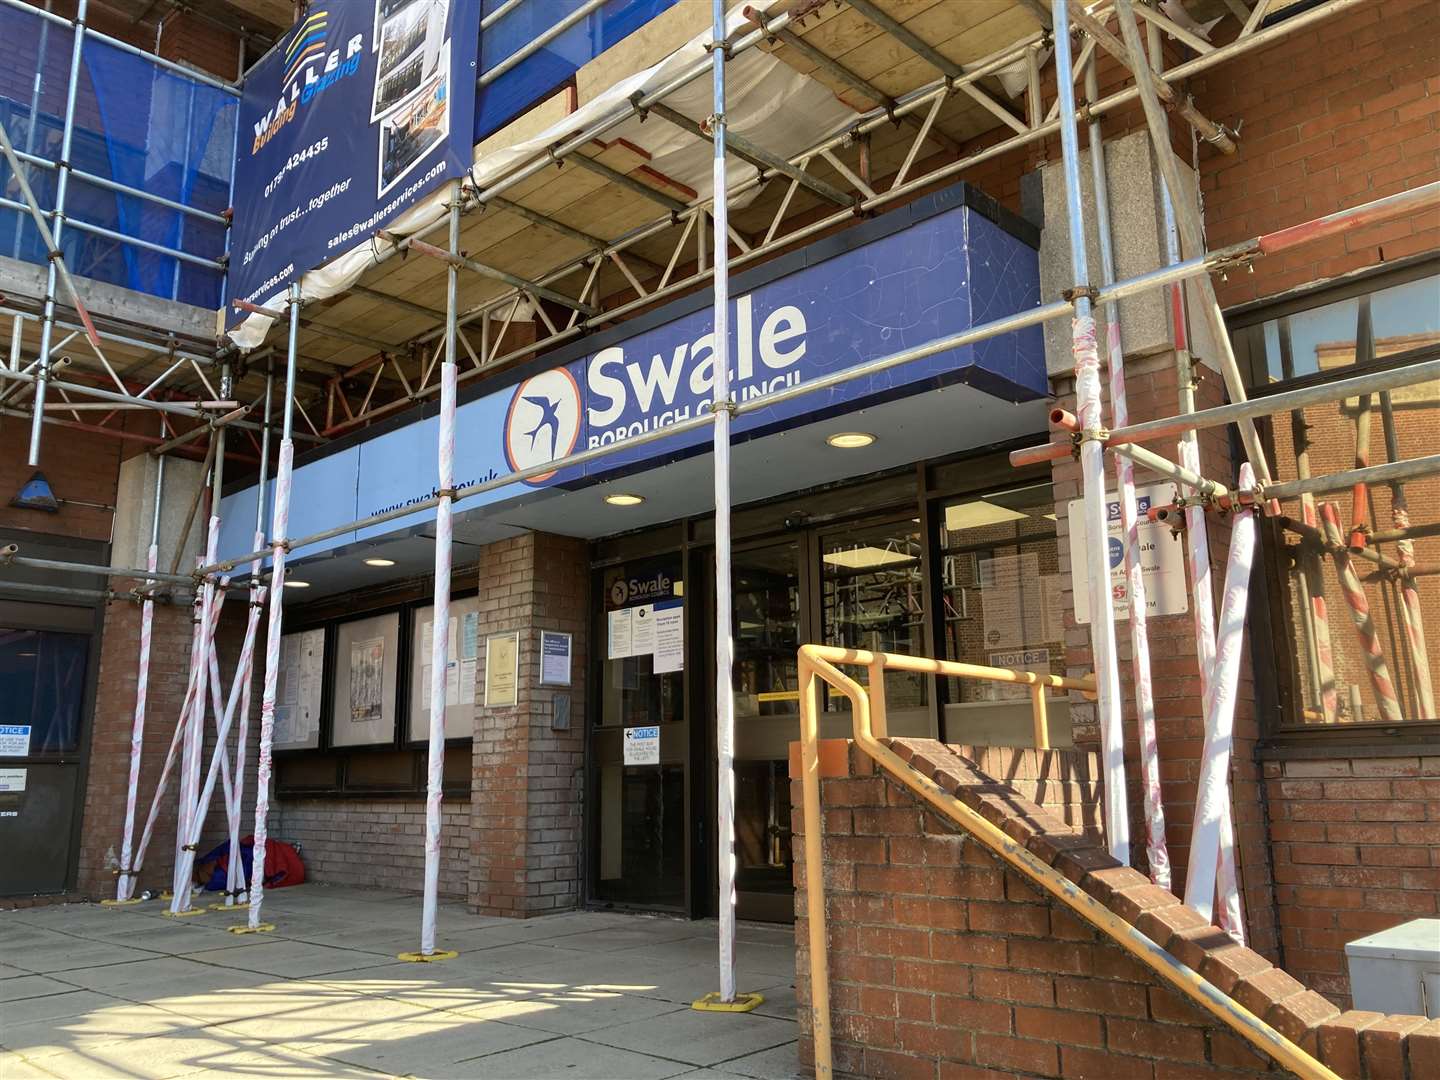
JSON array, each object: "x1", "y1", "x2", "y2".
[{"x1": 793, "y1": 737, "x2": 1438, "y2": 1079}]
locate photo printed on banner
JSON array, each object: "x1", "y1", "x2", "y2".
[{"x1": 372, "y1": 0, "x2": 451, "y2": 120}]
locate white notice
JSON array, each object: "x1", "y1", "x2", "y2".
[
  {"x1": 608, "y1": 608, "x2": 633, "y2": 659},
  {"x1": 459, "y1": 658, "x2": 477, "y2": 704},
  {"x1": 653, "y1": 600, "x2": 684, "y2": 673},
  {"x1": 631, "y1": 604, "x2": 656, "y2": 656},
  {"x1": 623, "y1": 725, "x2": 660, "y2": 766},
  {"x1": 0, "y1": 725, "x2": 32, "y2": 756},
  {"x1": 1067, "y1": 484, "x2": 1189, "y2": 624},
  {"x1": 0, "y1": 768, "x2": 25, "y2": 792}
]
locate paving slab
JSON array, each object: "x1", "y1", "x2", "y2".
[
  {"x1": 4, "y1": 940, "x2": 161, "y2": 975},
  {"x1": 716, "y1": 1041, "x2": 805, "y2": 1079},
  {"x1": 3, "y1": 1001, "x2": 211, "y2": 1060},
  {"x1": 461, "y1": 987, "x2": 690, "y2": 1035},
  {"x1": 180, "y1": 939, "x2": 405, "y2": 979},
  {"x1": 0, "y1": 975, "x2": 81, "y2": 1004},
  {"x1": 313, "y1": 1013, "x2": 554, "y2": 1074},
  {"x1": 581, "y1": 1006, "x2": 798, "y2": 1068},
  {"x1": 425, "y1": 1035, "x2": 693, "y2": 1080}
]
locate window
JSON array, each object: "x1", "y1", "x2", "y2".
[
  {"x1": 0, "y1": 629, "x2": 89, "y2": 754},
  {"x1": 935, "y1": 481, "x2": 1071, "y2": 747},
  {"x1": 820, "y1": 519, "x2": 928, "y2": 719},
  {"x1": 1232, "y1": 266, "x2": 1440, "y2": 729}
]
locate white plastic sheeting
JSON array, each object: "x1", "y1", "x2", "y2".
[{"x1": 228, "y1": 2, "x2": 855, "y2": 352}]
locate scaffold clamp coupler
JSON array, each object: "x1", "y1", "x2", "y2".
[
  {"x1": 181, "y1": 843, "x2": 197, "y2": 852},
  {"x1": 1061, "y1": 284, "x2": 1100, "y2": 303},
  {"x1": 1079, "y1": 426, "x2": 1109, "y2": 445},
  {"x1": 437, "y1": 486, "x2": 457, "y2": 499}
]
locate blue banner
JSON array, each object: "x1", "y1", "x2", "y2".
[
  {"x1": 218, "y1": 189, "x2": 1046, "y2": 563},
  {"x1": 227, "y1": 1, "x2": 480, "y2": 324},
  {"x1": 475, "y1": 0, "x2": 677, "y2": 142}
]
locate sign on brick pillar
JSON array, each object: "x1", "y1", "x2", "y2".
[{"x1": 469, "y1": 532, "x2": 588, "y2": 918}]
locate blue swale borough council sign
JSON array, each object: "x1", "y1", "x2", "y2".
[{"x1": 217, "y1": 186, "x2": 1047, "y2": 563}]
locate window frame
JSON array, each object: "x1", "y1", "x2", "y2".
[{"x1": 1228, "y1": 258, "x2": 1440, "y2": 749}]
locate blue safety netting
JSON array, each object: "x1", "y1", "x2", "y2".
[
  {"x1": 0, "y1": 5, "x2": 236, "y2": 308},
  {"x1": 476, "y1": 0, "x2": 678, "y2": 143}
]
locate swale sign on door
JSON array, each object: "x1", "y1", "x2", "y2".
[{"x1": 218, "y1": 189, "x2": 1046, "y2": 563}]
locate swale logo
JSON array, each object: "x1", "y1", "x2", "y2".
[{"x1": 503, "y1": 368, "x2": 582, "y2": 484}]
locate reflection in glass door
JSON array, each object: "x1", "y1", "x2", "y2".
[{"x1": 731, "y1": 542, "x2": 802, "y2": 922}]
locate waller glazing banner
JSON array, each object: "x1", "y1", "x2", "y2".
[{"x1": 227, "y1": 1, "x2": 479, "y2": 325}]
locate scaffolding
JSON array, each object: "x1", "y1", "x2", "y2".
[{"x1": 1, "y1": 0, "x2": 1437, "y2": 1051}]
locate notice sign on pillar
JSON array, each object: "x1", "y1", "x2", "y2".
[
  {"x1": 540, "y1": 631, "x2": 572, "y2": 687},
  {"x1": 624, "y1": 725, "x2": 660, "y2": 766},
  {"x1": 1067, "y1": 484, "x2": 1188, "y2": 624}
]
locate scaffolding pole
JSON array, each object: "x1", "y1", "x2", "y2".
[
  {"x1": 712, "y1": 0, "x2": 740, "y2": 1007},
  {"x1": 170, "y1": 513, "x2": 221, "y2": 915},
  {"x1": 244, "y1": 284, "x2": 302, "y2": 934},
  {"x1": 414, "y1": 183, "x2": 463, "y2": 962},
  {"x1": 1127, "y1": 5, "x2": 1243, "y2": 938},
  {"x1": 21, "y1": 0, "x2": 88, "y2": 466},
  {"x1": 1186, "y1": 464, "x2": 1258, "y2": 926},
  {"x1": 226, "y1": 365, "x2": 274, "y2": 908},
  {"x1": 1085, "y1": 59, "x2": 1168, "y2": 889},
  {"x1": 1055, "y1": 0, "x2": 1129, "y2": 864},
  {"x1": 128, "y1": 580, "x2": 228, "y2": 893},
  {"x1": 113, "y1": 446, "x2": 165, "y2": 903},
  {"x1": 1379, "y1": 391, "x2": 1436, "y2": 719}
]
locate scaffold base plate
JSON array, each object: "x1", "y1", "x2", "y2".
[
  {"x1": 397, "y1": 950, "x2": 459, "y2": 963},
  {"x1": 691, "y1": 992, "x2": 765, "y2": 1013},
  {"x1": 228, "y1": 923, "x2": 275, "y2": 934},
  {"x1": 99, "y1": 898, "x2": 142, "y2": 907},
  {"x1": 161, "y1": 907, "x2": 206, "y2": 918}
]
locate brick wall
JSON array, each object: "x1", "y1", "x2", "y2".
[
  {"x1": 0, "y1": 417, "x2": 120, "y2": 543},
  {"x1": 1263, "y1": 754, "x2": 1440, "y2": 1008},
  {"x1": 470, "y1": 532, "x2": 589, "y2": 917},
  {"x1": 1194, "y1": 0, "x2": 1440, "y2": 306},
  {"x1": 792, "y1": 738, "x2": 1439, "y2": 1080},
  {"x1": 272, "y1": 799, "x2": 469, "y2": 899}
]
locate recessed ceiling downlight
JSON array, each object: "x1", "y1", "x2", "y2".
[{"x1": 826, "y1": 432, "x2": 876, "y2": 449}]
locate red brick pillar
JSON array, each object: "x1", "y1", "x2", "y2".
[{"x1": 470, "y1": 532, "x2": 589, "y2": 916}]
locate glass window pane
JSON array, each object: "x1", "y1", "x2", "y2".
[
  {"x1": 1269, "y1": 391, "x2": 1440, "y2": 725},
  {"x1": 936, "y1": 482, "x2": 1070, "y2": 748},
  {"x1": 820, "y1": 521, "x2": 927, "y2": 712},
  {"x1": 1248, "y1": 272, "x2": 1440, "y2": 384},
  {"x1": 733, "y1": 544, "x2": 800, "y2": 720},
  {"x1": 0, "y1": 628, "x2": 89, "y2": 754}
]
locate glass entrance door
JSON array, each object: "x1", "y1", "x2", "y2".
[{"x1": 730, "y1": 541, "x2": 804, "y2": 922}]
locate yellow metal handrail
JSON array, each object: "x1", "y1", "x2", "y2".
[{"x1": 796, "y1": 644, "x2": 1336, "y2": 1080}]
